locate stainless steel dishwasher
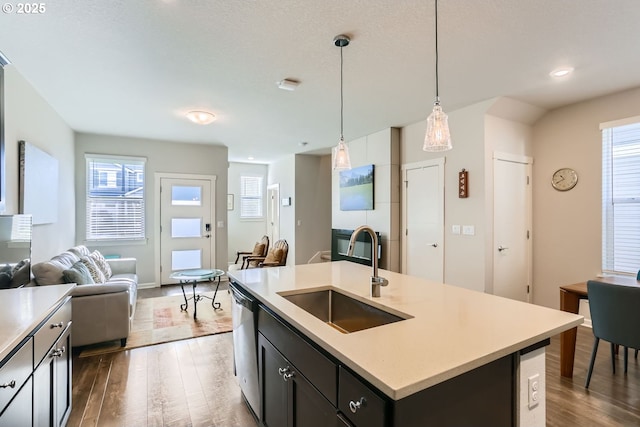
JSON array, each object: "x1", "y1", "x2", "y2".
[{"x1": 229, "y1": 281, "x2": 260, "y2": 418}]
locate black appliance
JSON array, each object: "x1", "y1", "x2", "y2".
[{"x1": 331, "y1": 228, "x2": 381, "y2": 267}]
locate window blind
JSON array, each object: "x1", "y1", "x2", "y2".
[
  {"x1": 602, "y1": 121, "x2": 640, "y2": 274},
  {"x1": 240, "y1": 176, "x2": 263, "y2": 219},
  {"x1": 86, "y1": 155, "x2": 146, "y2": 241}
]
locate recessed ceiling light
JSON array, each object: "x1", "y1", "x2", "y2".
[
  {"x1": 185, "y1": 110, "x2": 216, "y2": 125},
  {"x1": 277, "y1": 79, "x2": 300, "y2": 91},
  {"x1": 247, "y1": 156, "x2": 255, "y2": 160},
  {"x1": 550, "y1": 67, "x2": 574, "y2": 78}
]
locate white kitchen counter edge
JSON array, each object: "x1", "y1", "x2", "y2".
[{"x1": 0, "y1": 284, "x2": 76, "y2": 363}]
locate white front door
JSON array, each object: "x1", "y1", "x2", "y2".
[
  {"x1": 493, "y1": 153, "x2": 532, "y2": 302},
  {"x1": 160, "y1": 177, "x2": 215, "y2": 284},
  {"x1": 267, "y1": 184, "x2": 280, "y2": 243},
  {"x1": 402, "y1": 159, "x2": 445, "y2": 283}
]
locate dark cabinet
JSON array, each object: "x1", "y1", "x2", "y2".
[
  {"x1": 0, "y1": 377, "x2": 33, "y2": 427},
  {"x1": 0, "y1": 295, "x2": 72, "y2": 427},
  {"x1": 259, "y1": 333, "x2": 336, "y2": 427},
  {"x1": 260, "y1": 334, "x2": 287, "y2": 427},
  {"x1": 338, "y1": 367, "x2": 386, "y2": 427},
  {"x1": 34, "y1": 324, "x2": 72, "y2": 427}
]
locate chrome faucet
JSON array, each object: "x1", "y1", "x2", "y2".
[{"x1": 347, "y1": 225, "x2": 388, "y2": 297}]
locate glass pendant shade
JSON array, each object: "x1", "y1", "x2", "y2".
[
  {"x1": 332, "y1": 137, "x2": 351, "y2": 170},
  {"x1": 423, "y1": 0, "x2": 452, "y2": 152},
  {"x1": 332, "y1": 34, "x2": 352, "y2": 171},
  {"x1": 423, "y1": 102, "x2": 452, "y2": 152}
]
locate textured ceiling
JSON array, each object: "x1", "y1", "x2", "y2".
[{"x1": 1, "y1": 0, "x2": 639, "y2": 163}]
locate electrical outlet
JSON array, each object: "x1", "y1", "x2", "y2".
[
  {"x1": 462, "y1": 225, "x2": 475, "y2": 236},
  {"x1": 528, "y1": 373, "x2": 540, "y2": 409}
]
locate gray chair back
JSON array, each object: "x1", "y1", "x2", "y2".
[{"x1": 587, "y1": 280, "x2": 640, "y2": 349}]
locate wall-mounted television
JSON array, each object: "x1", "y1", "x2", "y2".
[
  {"x1": 339, "y1": 164, "x2": 374, "y2": 211},
  {"x1": 0, "y1": 214, "x2": 32, "y2": 289}
]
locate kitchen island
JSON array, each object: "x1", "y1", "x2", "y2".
[{"x1": 228, "y1": 261, "x2": 582, "y2": 427}]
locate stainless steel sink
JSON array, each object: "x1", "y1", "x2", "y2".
[{"x1": 280, "y1": 288, "x2": 410, "y2": 333}]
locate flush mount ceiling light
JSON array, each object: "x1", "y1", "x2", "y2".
[
  {"x1": 332, "y1": 34, "x2": 352, "y2": 171},
  {"x1": 550, "y1": 67, "x2": 574, "y2": 78},
  {"x1": 185, "y1": 110, "x2": 216, "y2": 125},
  {"x1": 423, "y1": 0, "x2": 453, "y2": 152},
  {"x1": 277, "y1": 79, "x2": 300, "y2": 91}
]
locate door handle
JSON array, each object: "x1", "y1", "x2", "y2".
[
  {"x1": 498, "y1": 245, "x2": 508, "y2": 252},
  {"x1": 431, "y1": 243, "x2": 438, "y2": 248},
  {"x1": 204, "y1": 234, "x2": 210, "y2": 238}
]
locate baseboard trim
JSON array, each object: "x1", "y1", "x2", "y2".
[{"x1": 138, "y1": 282, "x2": 157, "y2": 289}]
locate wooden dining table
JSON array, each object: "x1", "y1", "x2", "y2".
[{"x1": 559, "y1": 275, "x2": 640, "y2": 378}]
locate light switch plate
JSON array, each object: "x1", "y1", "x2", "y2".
[
  {"x1": 452, "y1": 225, "x2": 461, "y2": 235},
  {"x1": 462, "y1": 225, "x2": 475, "y2": 236}
]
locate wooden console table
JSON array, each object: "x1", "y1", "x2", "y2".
[{"x1": 560, "y1": 275, "x2": 640, "y2": 378}]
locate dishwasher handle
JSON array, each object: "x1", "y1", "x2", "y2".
[{"x1": 229, "y1": 283, "x2": 255, "y2": 310}]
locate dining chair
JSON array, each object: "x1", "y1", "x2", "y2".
[{"x1": 585, "y1": 280, "x2": 640, "y2": 388}]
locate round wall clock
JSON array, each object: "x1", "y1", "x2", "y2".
[{"x1": 551, "y1": 168, "x2": 578, "y2": 191}]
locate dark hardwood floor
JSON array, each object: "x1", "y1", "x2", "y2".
[
  {"x1": 546, "y1": 326, "x2": 640, "y2": 426},
  {"x1": 69, "y1": 287, "x2": 640, "y2": 426}
]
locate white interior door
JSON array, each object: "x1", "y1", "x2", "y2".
[
  {"x1": 160, "y1": 177, "x2": 214, "y2": 284},
  {"x1": 402, "y1": 159, "x2": 445, "y2": 283},
  {"x1": 267, "y1": 184, "x2": 280, "y2": 243},
  {"x1": 493, "y1": 154, "x2": 532, "y2": 302}
]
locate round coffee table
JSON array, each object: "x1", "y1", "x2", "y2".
[{"x1": 169, "y1": 268, "x2": 225, "y2": 319}]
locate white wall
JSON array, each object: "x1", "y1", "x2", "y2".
[
  {"x1": 3, "y1": 65, "x2": 76, "y2": 262},
  {"x1": 532, "y1": 87, "x2": 640, "y2": 309},
  {"x1": 332, "y1": 128, "x2": 401, "y2": 271},
  {"x1": 268, "y1": 155, "x2": 295, "y2": 264},
  {"x1": 75, "y1": 133, "x2": 228, "y2": 285},
  {"x1": 401, "y1": 101, "x2": 489, "y2": 291},
  {"x1": 295, "y1": 154, "x2": 331, "y2": 264},
  {"x1": 228, "y1": 162, "x2": 268, "y2": 265},
  {"x1": 483, "y1": 113, "x2": 535, "y2": 294},
  {"x1": 401, "y1": 98, "x2": 536, "y2": 294}
]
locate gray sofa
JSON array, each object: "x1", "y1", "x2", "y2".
[{"x1": 32, "y1": 245, "x2": 138, "y2": 347}]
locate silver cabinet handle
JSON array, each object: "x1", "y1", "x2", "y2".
[
  {"x1": 349, "y1": 397, "x2": 366, "y2": 413},
  {"x1": 283, "y1": 372, "x2": 294, "y2": 381},
  {"x1": 51, "y1": 346, "x2": 66, "y2": 357},
  {"x1": 278, "y1": 367, "x2": 289, "y2": 376},
  {"x1": 0, "y1": 380, "x2": 16, "y2": 389},
  {"x1": 498, "y1": 245, "x2": 508, "y2": 252},
  {"x1": 51, "y1": 322, "x2": 64, "y2": 328}
]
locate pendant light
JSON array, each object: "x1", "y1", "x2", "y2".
[
  {"x1": 423, "y1": 0, "x2": 452, "y2": 152},
  {"x1": 332, "y1": 34, "x2": 352, "y2": 170}
]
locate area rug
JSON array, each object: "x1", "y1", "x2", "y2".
[{"x1": 78, "y1": 290, "x2": 233, "y2": 358}]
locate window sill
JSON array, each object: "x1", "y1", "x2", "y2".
[{"x1": 84, "y1": 238, "x2": 148, "y2": 247}]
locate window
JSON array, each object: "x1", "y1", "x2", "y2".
[
  {"x1": 86, "y1": 155, "x2": 146, "y2": 241},
  {"x1": 240, "y1": 176, "x2": 263, "y2": 219},
  {"x1": 601, "y1": 117, "x2": 640, "y2": 275}
]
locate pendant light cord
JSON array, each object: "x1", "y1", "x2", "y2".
[
  {"x1": 340, "y1": 44, "x2": 344, "y2": 139},
  {"x1": 434, "y1": 0, "x2": 439, "y2": 102}
]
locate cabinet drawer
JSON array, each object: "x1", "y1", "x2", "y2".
[
  {"x1": 34, "y1": 298, "x2": 71, "y2": 367},
  {"x1": 0, "y1": 337, "x2": 33, "y2": 414},
  {"x1": 258, "y1": 306, "x2": 337, "y2": 405},
  {"x1": 338, "y1": 366, "x2": 387, "y2": 427}
]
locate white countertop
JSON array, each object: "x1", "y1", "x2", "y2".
[
  {"x1": 228, "y1": 261, "x2": 583, "y2": 400},
  {"x1": 0, "y1": 284, "x2": 75, "y2": 363}
]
